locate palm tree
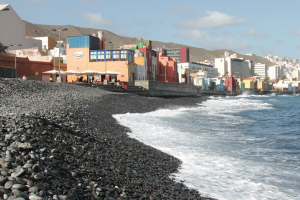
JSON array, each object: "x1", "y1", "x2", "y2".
[
  {"x1": 191, "y1": 67, "x2": 195, "y2": 72},
  {"x1": 240, "y1": 73, "x2": 243, "y2": 78},
  {"x1": 225, "y1": 71, "x2": 229, "y2": 77},
  {"x1": 217, "y1": 72, "x2": 221, "y2": 78},
  {"x1": 211, "y1": 69, "x2": 215, "y2": 78},
  {"x1": 197, "y1": 67, "x2": 201, "y2": 71}
]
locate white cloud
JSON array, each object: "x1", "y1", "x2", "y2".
[
  {"x1": 169, "y1": 5, "x2": 194, "y2": 13},
  {"x1": 241, "y1": 28, "x2": 267, "y2": 38},
  {"x1": 176, "y1": 11, "x2": 252, "y2": 29},
  {"x1": 292, "y1": 29, "x2": 300, "y2": 36},
  {"x1": 177, "y1": 30, "x2": 250, "y2": 50},
  {"x1": 79, "y1": 12, "x2": 114, "y2": 27}
]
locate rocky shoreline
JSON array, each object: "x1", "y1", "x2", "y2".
[{"x1": 0, "y1": 78, "x2": 215, "y2": 200}]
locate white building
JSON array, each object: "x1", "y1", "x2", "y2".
[
  {"x1": 178, "y1": 62, "x2": 218, "y2": 83},
  {"x1": 215, "y1": 57, "x2": 251, "y2": 77},
  {"x1": 268, "y1": 66, "x2": 278, "y2": 80},
  {"x1": 292, "y1": 69, "x2": 300, "y2": 80},
  {"x1": 33, "y1": 36, "x2": 56, "y2": 51},
  {"x1": 253, "y1": 63, "x2": 267, "y2": 79},
  {"x1": 0, "y1": 4, "x2": 42, "y2": 51}
]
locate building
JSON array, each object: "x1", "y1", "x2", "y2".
[
  {"x1": 161, "y1": 47, "x2": 189, "y2": 63},
  {"x1": 134, "y1": 54, "x2": 147, "y2": 80},
  {"x1": 268, "y1": 66, "x2": 278, "y2": 80},
  {"x1": 66, "y1": 34, "x2": 137, "y2": 83},
  {"x1": 253, "y1": 63, "x2": 267, "y2": 79},
  {"x1": 33, "y1": 36, "x2": 56, "y2": 52},
  {"x1": 156, "y1": 49, "x2": 177, "y2": 82},
  {"x1": 292, "y1": 69, "x2": 300, "y2": 80},
  {"x1": 215, "y1": 57, "x2": 252, "y2": 77},
  {"x1": 0, "y1": 4, "x2": 42, "y2": 51},
  {"x1": 178, "y1": 62, "x2": 218, "y2": 84}
]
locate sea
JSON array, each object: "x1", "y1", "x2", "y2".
[{"x1": 113, "y1": 94, "x2": 300, "y2": 200}]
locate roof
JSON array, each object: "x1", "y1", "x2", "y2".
[{"x1": 0, "y1": 4, "x2": 9, "y2": 11}]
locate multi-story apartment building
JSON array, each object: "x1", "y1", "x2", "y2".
[
  {"x1": 253, "y1": 63, "x2": 267, "y2": 79},
  {"x1": 215, "y1": 57, "x2": 252, "y2": 77},
  {"x1": 292, "y1": 69, "x2": 300, "y2": 80}
]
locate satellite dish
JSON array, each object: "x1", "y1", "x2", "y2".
[{"x1": 224, "y1": 51, "x2": 229, "y2": 57}]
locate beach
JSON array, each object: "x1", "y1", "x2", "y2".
[{"x1": 0, "y1": 78, "x2": 213, "y2": 200}]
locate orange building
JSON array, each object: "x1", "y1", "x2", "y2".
[
  {"x1": 156, "y1": 50, "x2": 177, "y2": 82},
  {"x1": 66, "y1": 35, "x2": 137, "y2": 83}
]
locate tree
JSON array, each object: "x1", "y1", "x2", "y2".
[
  {"x1": 191, "y1": 67, "x2": 195, "y2": 71},
  {"x1": 211, "y1": 69, "x2": 215, "y2": 77},
  {"x1": 217, "y1": 72, "x2": 221, "y2": 78},
  {"x1": 292, "y1": 77, "x2": 297, "y2": 81},
  {"x1": 282, "y1": 75, "x2": 287, "y2": 80},
  {"x1": 197, "y1": 67, "x2": 201, "y2": 71},
  {"x1": 232, "y1": 72, "x2": 236, "y2": 77},
  {"x1": 240, "y1": 73, "x2": 243, "y2": 78},
  {"x1": 225, "y1": 71, "x2": 229, "y2": 77},
  {"x1": 264, "y1": 76, "x2": 270, "y2": 82}
]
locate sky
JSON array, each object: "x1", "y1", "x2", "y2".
[{"x1": 3, "y1": 0, "x2": 300, "y2": 60}]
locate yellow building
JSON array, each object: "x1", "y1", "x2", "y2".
[
  {"x1": 257, "y1": 81, "x2": 266, "y2": 91},
  {"x1": 244, "y1": 80, "x2": 255, "y2": 90}
]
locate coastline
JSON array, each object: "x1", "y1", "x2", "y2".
[{"x1": 0, "y1": 78, "x2": 214, "y2": 200}]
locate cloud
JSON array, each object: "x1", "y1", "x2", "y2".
[
  {"x1": 133, "y1": 18, "x2": 151, "y2": 26},
  {"x1": 169, "y1": 5, "x2": 195, "y2": 13},
  {"x1": 176, "y1": 11, "x2": 252, "y2": 29},
  {"x1": 292, "y1": 29, "x2": 300, "y2": 36},
  {"x1": 276, "y1": 40, "x2": 283, "y2": 44},
  {"x1": 79, "y1": 12, "x2": 114, "y2": 27},
  {"x1": 177, "y1": 30, "x2": 250, "y2": 50},
  {"x1": 78, "y1": 0, "x2": 96, "y2": 5},
  {"x1": 241, "y1": 28, "x2": 267, "y2": 38}
]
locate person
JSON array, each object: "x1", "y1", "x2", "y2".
[
  {"x1": 79, "y1": 76, "x2": 83, "y2": 82},
  {"x1": 116, "y1": 81, "x2": 120, "y2": 89},
  {"x1": 22, "y1": 75, "x2": 27, "y2": 80},
  {"x1": 49, "y1": 76, "x2": 53, "y2": 82},
  {"x1": 121, "y1": 83, "x2": 127, "y2": 92}
]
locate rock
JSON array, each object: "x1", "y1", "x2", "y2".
[
  {"x1": 12, "y1": 189, "x2": 29, "y2": 199},
  {"x1": 28, "y1": 195, "x2": 47, "y2": 200},
  {"x1": 0, "y1": 176, "x2": 8, "y2": 185},
  {"x1": 53, "y1": 195, "x2": 69, "y2": 200},
  {"x1": 4, "y1": 181, "x2": 13, "y2": 189},
  {"x1": 12, "y1": 184, "x2": 28, "y2": 191}
]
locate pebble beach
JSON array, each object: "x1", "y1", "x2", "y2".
[{"x1": 0, "y1": 78, "x2": 214, "y2": 200}]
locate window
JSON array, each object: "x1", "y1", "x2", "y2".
[
  {"x1": 121, "y1": 50, "x2": 127, "y2": 61},
  {"x1": 113, "y1": 50, "x2": 119, "y2": 61},
  {"x1": 90, "y1": 52, "x2": 97, "y2": 62},
  {"x1": 105, "y1": 51, "x2": 111, "y2": 61}
]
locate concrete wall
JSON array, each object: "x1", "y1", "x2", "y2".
[
  {"x1": 135, "y1": 80, "x2": 199, "y2": 96},
  {"x1": 0, "y1": 55, "x2": 52, "y2": 80},
  {"x1": 0, "y1": 4, "x2": 42, "y2": 51}
]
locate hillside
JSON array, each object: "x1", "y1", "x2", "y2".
[{"x1": 25, "y1": 21, "x2": 273, "y2": 66}]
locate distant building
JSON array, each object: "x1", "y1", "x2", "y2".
[
  {"x1": 268, "y1": 66, "x2": 279, "y2": 80},
  {"x1": 160, "y1": 47, "x2": 189, "y2": 63},
  {"x1": 215, "y1": 57, "x2": 252, "y2": 77},
  {"x1": 253, "y1": 63, "x2": 267, "y2": 79},
  {"x1": 178, "y1": 62, "x2": 218, "y2": 84},
  {"x1": 292, "y1": 69, "x2": 300, "y2": 80},
  {"x1": 33, "y1": 36, "x2": 56, "y2": 51}
]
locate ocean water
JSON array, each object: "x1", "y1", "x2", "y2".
[{"x1": 113, "y1": 94, "x2": 300, "y2": 200}]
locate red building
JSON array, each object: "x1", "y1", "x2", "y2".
[
  {"x1": 156, "y1": 50, "x2": 177, "y2": 82},
  {"x1": 224, "y1": 76, "x2": 237, "y2": 91},
  {"x1": 0, "y1": 54, "x2": 52, "y2": 80}
]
